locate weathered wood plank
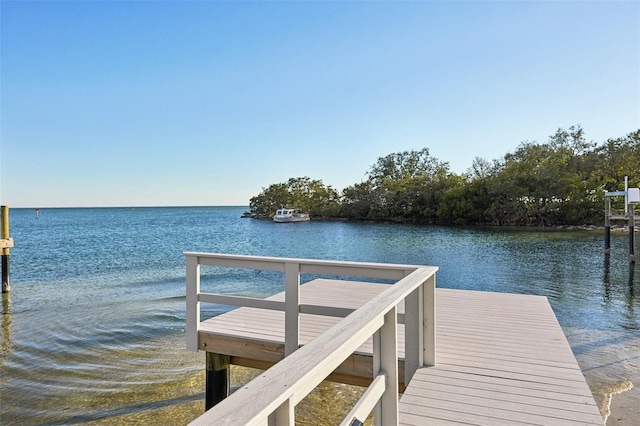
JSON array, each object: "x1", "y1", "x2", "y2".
[
  {"x1": 401, "y1": 393, "x2": 603, "y2": 425},
  {"x1": 403, "y1": 380, "x2": 598, "y2": 414},
  {"x1": 407, "y1": 369, "x2": 596, "y2": 403}
]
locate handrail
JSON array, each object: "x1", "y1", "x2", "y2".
[
  {"x1": 185, "y1": 252, "x2": 422, "y2": 279},
  {"x1": 185, "y1": 252, "x2": 430, "y2": 356},
  {"x1": 187, "y1": 264, "x2": 437, "y2": 426}
]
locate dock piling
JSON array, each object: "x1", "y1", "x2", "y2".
[
  {"x1": 630, "y1": 203, "x2": 636, "y2": 263},
  {"x1": 604, "y1": 178, "x2": 638, "y2": 263},
  {"x1": 605, "y1": 196, "x2": 611, "y2": 256},
  {"x1": 205, "y1": 352, "x2": 230, "y2": 410},
  {"x1": 1, "y1": 206, "x2": 10, "y2": 293}
]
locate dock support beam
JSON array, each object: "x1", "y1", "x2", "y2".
[
  {"x1": 1, "y1": 206, "x2": 10, "y2": 294},
  {"x1": 205, "y1": 352, "x2": 230, "y2": 410}
]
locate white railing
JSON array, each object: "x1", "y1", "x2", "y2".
[{"x1": 185, "y1": 253, "x2": 437, "y2": 426}]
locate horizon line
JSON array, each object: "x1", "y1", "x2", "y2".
[{"x1": 3, "y1": 205, "x2": 250, "y2": 209}]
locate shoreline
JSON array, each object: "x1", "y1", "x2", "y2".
[
  {"x1": 607, "y1": 384, "x2": 640, "y2": 425},
  {"x1": 246, "y1": 214, "x2": 638, "y2": 232}
]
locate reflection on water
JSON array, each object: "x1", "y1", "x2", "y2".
[
  {"x1": 628, "y1": 262, "x2": 636, "y2": 299},
  {"x1": 1, "y1": 293, "x2": 11, "y2": 358},
  {"x1": 0, "y1": 207, "x2": 638, "y2": 424},
  {"x1": 603, "y1": 259, "x2": 636, "y2": 303}
]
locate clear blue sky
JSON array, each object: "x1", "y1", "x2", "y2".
[{"x1": 1, "y1": 1, "x2": 638, "y2": 207}]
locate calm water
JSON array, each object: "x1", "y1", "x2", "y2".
[{"x1": 1, "y1": 206, "x2": 638, "y2": 424}]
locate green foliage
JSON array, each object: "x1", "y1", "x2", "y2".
[
  {"x1": 592, "y1": 130, "x2": 640, "y2": 191},
  {"x1": 485, "y1": 125, "x2": 609, "y2": 225},
  {"x1": 360, "y1": 148, "x2": 451, "y2": 222},
  {"x1": 249, "y1": 126, "x2": 639, "y2": 226},
  {"x1": 367, "y1": 148, "x2": 449, "y2": 185},
  {"x1": 249, "y1": 177, "x2": 340, "y2": 218},
  {"x1": 341, "y1": 181, "x2": 376, "y2": 219}
]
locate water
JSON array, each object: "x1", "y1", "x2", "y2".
[{"x1": 1, "y1": 206, "x2": 638, "y2": 424}]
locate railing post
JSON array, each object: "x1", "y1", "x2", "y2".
[
  {"x1": 186, "y1": 254, "x2": 201, "y2": 351},
  {"x1": 268, "y1": 399, "x2": 294, "y2": 426},
  {"x1": 404, "y1": 285, "x2": 423, "y2": 384},
  {"x1": 284, "y1": 262, "x2": 300, "y2": 356},
  {"x1": 377, "y1": 307, "x2": 398, "y2": 426},
  {"x1": 372, "y1": 328, "x2": 382, "y2": 425},
  {"x1": 424, "y1": 273, "x2": 436, "y2": 366}
]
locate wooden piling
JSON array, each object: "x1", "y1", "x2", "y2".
[
  {"x1": 1, "y1": 206, "x2": 10, "y2": 293},
  {"x1": 604, "y1": 196, "x2": 611, "y2": 256},
  {"x1": 630, "y1": 204, "x2": 636, "y2": 263},
  {"x1": 205, "y1": 352, "x2": 230, "y2": 410},
  {"x1": 604, "y1": 185, "x2": 637, "y2": 261}
]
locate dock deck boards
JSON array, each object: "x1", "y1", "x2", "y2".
[
  {"x1": 399, "y1": 290, "x2": 603, "y2": 425},
  {"x1": 197, "y1": 279, "x2": 603, "y2": 425}
]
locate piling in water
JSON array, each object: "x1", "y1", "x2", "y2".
[
  {"x1": 630, "y1": 204, "x2": 636, "y2": 263},
  {"x1": 1, "y1": 206, "x2": 10, "y2": 293},
  {"x1": 205, "y1": 352, "x2": 230, "y2": 410}
]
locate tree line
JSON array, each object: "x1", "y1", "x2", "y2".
[{"x1": 249, "y1": 126, "x2": 640, "y2": 226}]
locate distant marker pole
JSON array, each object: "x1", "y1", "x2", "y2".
[{"x1": 1, "y1": 206, "x2": 10, "y2": 293}]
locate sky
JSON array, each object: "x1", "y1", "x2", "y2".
[{"x1": 1, "y1": 1, "x2": 639, "y2": 208}]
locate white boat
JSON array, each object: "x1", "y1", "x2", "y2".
[{"x1": 273, "y1": 208, "x2": 310, "y2": 223}]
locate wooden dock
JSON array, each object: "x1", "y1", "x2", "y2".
[
  {"x1": 186, "y1": 253, "x2": 602, "y2": 425},
  {"x1": 399, "y1": 290, "x2": 602, "y2": 425}
]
